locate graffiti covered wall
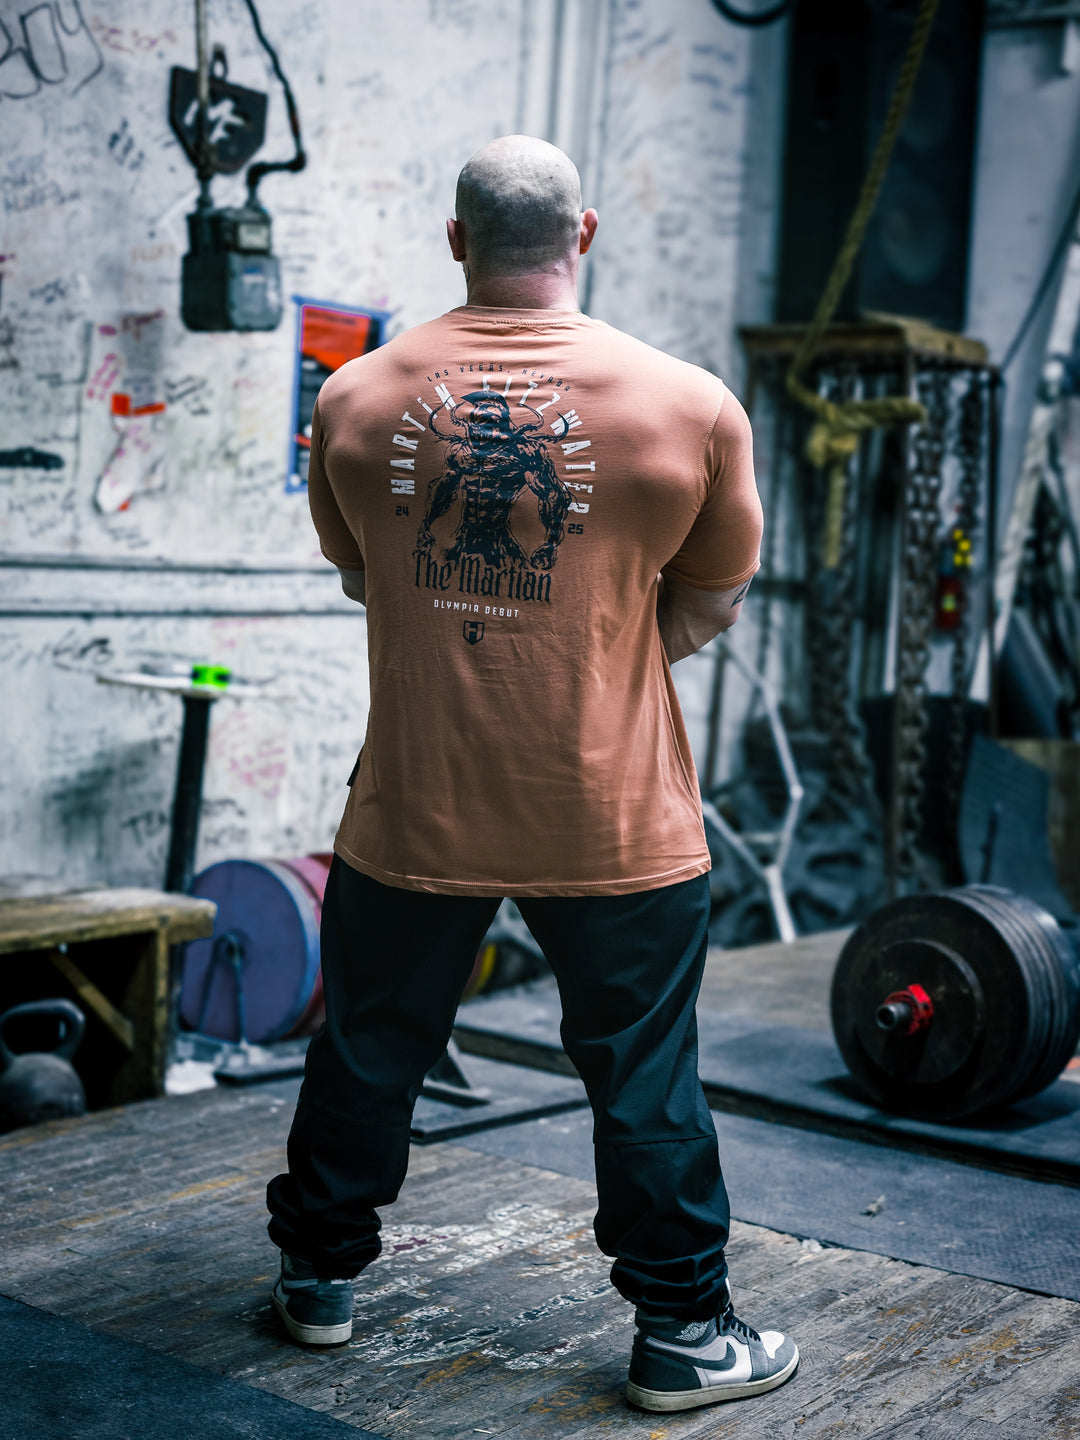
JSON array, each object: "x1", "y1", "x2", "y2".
[{"x1": 0, "y1": 0, "x2": 774, "y2": 887}]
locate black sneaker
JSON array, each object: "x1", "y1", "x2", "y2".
[
  {"x1": 626, "y1": 1282, "x2": 798, "y2": 1412},
  {"x1": 271, "y1": 1252, "x2": 354, "y2": 1346}
]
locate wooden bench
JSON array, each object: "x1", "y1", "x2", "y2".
[{"x1": 0, "y1": 889, "x2": 216, "y2": 1107}]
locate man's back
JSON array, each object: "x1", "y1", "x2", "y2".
[{"x1": 308, "y1": 304, "x2": 761, "y2": 897}]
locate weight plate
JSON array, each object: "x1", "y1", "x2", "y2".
[
  {"x1": 180, "y1": 858, "x2": 322, "y2": 1043},
  {"x1": 954, "y1": 887, "x2": 1053, "y2": 1102},
  {"x1": 1016, "y1": 925, "x2": 1080, "y2": 1100},
  {"x1": 961, "y1": 887, "x2": 1080, "y2": 1102},
  {"x1": 831, "y1": 889, "x2": 1047, "y2": 1120}
]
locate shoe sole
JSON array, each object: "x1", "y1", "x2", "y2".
[
  {"x1": 272, "y1": 1287, "x2": 353, "y2": 1346},
  {"x1": 626, "y1": 1346, "x2": 799, "y2": 1412}
]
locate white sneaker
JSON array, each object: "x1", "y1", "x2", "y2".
[{"x1": 626, "y1": 1282, "x2": 798, "y2": 1412}]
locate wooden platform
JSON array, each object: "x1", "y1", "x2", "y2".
[
  {"x1": 3, "y1": 1082, "x2": 1079, "y2": 1438},
  {"x1": 0, "y1": 887, "x2": 216, "y2": 1104}
]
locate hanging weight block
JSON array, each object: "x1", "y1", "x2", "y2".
[
  {"x1": 179, "y1": 856, "x2": 331, "y2": 1044},
  {"x1": 830, "y1": 885, "x2": 1080, "y2": 1121}
]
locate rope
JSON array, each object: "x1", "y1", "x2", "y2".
[{"x1": 785, "y1": 0, "x2": 940, "y2": 568}]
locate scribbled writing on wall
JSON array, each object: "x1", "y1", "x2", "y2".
[
  {"x1": 165, "y1": 374, "x2": 212, "y2": 417},
  {"x1": 88, "y1": 18, "x2": 177, "y2": 57},
  {"x1": 131, "y1": 243, "x2": 177, "y2": 267},
  {"x1": 2, "y1": 154, "x2": 79, "y2": 214},
  {"x1": 29, "y1": 277, "x2": 69, "y2": 306},
  {"x1": 122, "y1": 808, "x2": 170, "y2": 851},
  {"x1": 108, "y1": 118, "x2": 145, "y2": 174},
  {"x1": 0, "y1": 1, "x2": 103, "y2": 101}
]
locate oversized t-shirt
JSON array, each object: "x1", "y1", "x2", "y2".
[{"x1": 308, "y1": 305, "x2": 762, "y2": 897}]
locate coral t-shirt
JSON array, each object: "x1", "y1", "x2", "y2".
[{"x1": 308, "y1": 305, "x2": 761, "y2": 896}]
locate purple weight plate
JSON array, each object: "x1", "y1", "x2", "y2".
[{"x1": 179, "y1": 859, "x2": 321, "y2": 1043}]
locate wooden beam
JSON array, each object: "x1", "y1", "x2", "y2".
[
  {"x1": 738, "y1": 318, "x2": 990, "y2": 368},
  {"x1": 109, "y1": 931, "x2": 172, "y2": 1104},
  {"x1": 46, "y1": 950, "x2": 135, "y2": 1053}
]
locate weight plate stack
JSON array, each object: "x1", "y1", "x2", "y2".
[{"x1": 830, "y1": 886, "x2": 1080, "y2": 1121}]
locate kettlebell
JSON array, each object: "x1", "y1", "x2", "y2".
[{"x1": 0, "y1": 998, "x2": 87, "y2": 1132}]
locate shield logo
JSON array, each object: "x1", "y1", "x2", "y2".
[{"x1": 463, "y1": 620, "x2": 485, "y2": 645}]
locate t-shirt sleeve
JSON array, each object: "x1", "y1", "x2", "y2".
[
  {"x1": 661, "y1": 387, "x2": 762, "y2": 591},
  {"x1": 307, "y1": 398, "x2": 365, "y2": 570}
]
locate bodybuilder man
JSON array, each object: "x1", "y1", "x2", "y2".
[{"x1": 266, "y1": 134, "x2": 798, "y2": 1415}]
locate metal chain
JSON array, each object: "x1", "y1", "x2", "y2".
[
  {"x1": 805, "y1": 365, "x2": 877, "y2": 800},
  {"x1": 826, "y1": 366, "x2": 875, "y2": 797},
  {"x1": 892, "y1": 366, "x2": 950, "y2": 882},
  {"x1": 805, "y1": 369, "x2": 837, "y2": 733},
  {"x1": 944, "y1": 372, "x2": 986, "y2": 842}
]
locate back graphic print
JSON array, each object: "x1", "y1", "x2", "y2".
[
  {"x1": 419, "y1": 386, "x2": 572, "y2": 588},
  {"x1": 307, "y1": 306, "x2": 761, "y2": 897}
]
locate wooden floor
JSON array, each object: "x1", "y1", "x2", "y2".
[{"x1": 3, "y1": 1080, "x2": 1079, "y2": 1439}]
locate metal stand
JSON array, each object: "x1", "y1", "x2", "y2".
[
  {"x1": 422, "y1": 1039, "x2": 490, "y2": 1107},
  {"x1": 96, "y1": 669, "x2": 269, "y2": 1073},
  {"x1": 164, "y1": 693, "x2": 217, "y2": 894},
  {"x1": 700, "y1": 637, "x2": 803, "y2": 944},
  {"x1": 96, "y1": 669, "x2": 273, "y2": 895}
]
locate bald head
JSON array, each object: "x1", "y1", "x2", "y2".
[{"x1": 454, "y1": 136, "x2": 584, "y2": 276}]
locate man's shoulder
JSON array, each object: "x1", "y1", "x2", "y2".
[
  {"x1": 581, "y1": 321, "x2": 726, "y2": 410},
  {"x1": 316, "y1": 310, "x2": 727, "y2": 425}
]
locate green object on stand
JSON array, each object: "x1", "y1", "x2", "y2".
[{"x1": 191, "y1": 664, "x2": 231, "y2": 689}]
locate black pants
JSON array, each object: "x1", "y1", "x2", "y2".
[{"x1": 266, "y1": 858, "x2": 730, "y2": 1320}]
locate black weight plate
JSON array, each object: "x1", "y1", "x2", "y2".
[
  {"x1": 962, "y1": 887, "x2": 1080, "y2": 1101},
  {"x1": 953, "y1": 887, "x2": 1054, "y2": 1101},
  {"x1": 1018, "y1": 916, "x2": 1080, "y2": 1099},
  {"x1": 831, "y1": 892, "x2": 1033, "y2": 1120}
]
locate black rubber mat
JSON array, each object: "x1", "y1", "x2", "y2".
[
  {"x1": 454, "y1": 983, "x2": 1080, "y2": 1182},
  {"x1": 0, "y1": 1295, "x2": 386, "y2": 1440},
  {"x1": 455, "y1": 1106, "x2": 1080, "y2": 1302},
  {"x1": 410, "y1": 1051, "x2": 587, "y2": 1142}
]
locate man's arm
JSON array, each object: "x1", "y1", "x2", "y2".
[
  {"x1": 658, "y1": 574, "x2": 752, "y2": 664},
  {"x1": 338, "y1": 568, "x2": 366, "y2": 606},
  {"x1": 307, "y1": 399, "x2": 367, "y2": 584},
  {"x1": 658, "y1": 389, "x2": 762, "y2": 663}
]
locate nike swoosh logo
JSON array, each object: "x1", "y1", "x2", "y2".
[
  {"x1": 694, "y1": 1341, "x2": 738, "y2": 1372},
  {"x1": 644, "y1": 1337, "x2": 739, "y2": 1371}
]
